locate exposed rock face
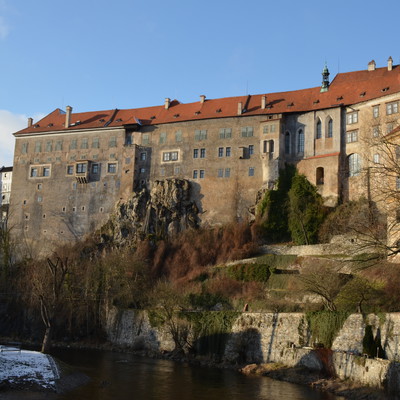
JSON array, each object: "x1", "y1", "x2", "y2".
[{"x1": 101, "y1": 179, "x2": 199, "y2": 244}]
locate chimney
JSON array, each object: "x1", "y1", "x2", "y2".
[
  {"x1": 368, "y1": 60, "x2": 376, "y2": 71},
  {"x1": 28, "y1": 117, "x2": 33, "y2": 127},
  {"x1": 237, "y1": 102, "x2": 242, "y2": 115},
  {"x1": 388, "y1": 56, "x2": 393, "y2": 71},
  {"x1": 261, "y1": 96, "x2": 266, "y2": 109},
  {"x1": 200, "y1": 95, "x2": 206, "y2": 104},
  {"x1": 164, "y1": 98, "x2": 170, "y2": 110},
  {"x1": 65, "y1": 105, "x2": 72, "y2": 128}
]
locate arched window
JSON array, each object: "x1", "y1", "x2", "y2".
[
  {"x1": 327, "y1": 118, "x2": 333, "y2": 138},
  {"x1": 297, "y1": 129, "x2": 304, "y2": 153},
  {"x1": 316, "y1": 167, "x2": 324, "y2": 185},
  {"x1": 316, "y1": 119, "x2": 322, "y2": 139},
  {"x1": 285, "y1": 132, "x2": 291, "y2": 154},
  {"x1": 348, "y1": 153, "x2": 361, "y2": 177}
]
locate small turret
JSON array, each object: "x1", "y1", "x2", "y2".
[{"x1": 320, "y1": 64, "x2": 330, "y2": 93}]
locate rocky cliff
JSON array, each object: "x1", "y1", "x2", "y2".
[{"x1": 100, "y1": 179, "x2": 199, "y2": 244}]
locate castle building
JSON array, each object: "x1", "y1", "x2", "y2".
[
  {"x1": 0, "y1": 166, "x2": 13, "y2": 225},
  {"x1": 8, "y1": 58, "x2": 400, "y2": 251}
]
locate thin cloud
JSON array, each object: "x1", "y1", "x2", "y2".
[
  {"x1": 0, "y1": 16, "x2": 9, "y2": 39},
  {"x1": 0, "y1": 110, "x2": 44, "y2": 166}
]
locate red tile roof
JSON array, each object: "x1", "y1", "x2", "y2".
[{"x1": 15, "y1": 65, "x2": 400, "y2": 135}]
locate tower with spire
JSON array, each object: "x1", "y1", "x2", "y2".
[{"x1": 320, "y1": 64, "x2": 330, "y2": 92}]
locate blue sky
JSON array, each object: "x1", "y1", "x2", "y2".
[{"x1": 1, "y1": 0, "x2": 400, "y2": 165}]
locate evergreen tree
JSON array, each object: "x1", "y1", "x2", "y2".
[{"x1": 288, "y1": 173, "x2": 325, "y2": 244}]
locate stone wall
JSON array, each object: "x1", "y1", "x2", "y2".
[{"x1": 105, "y1": 309, "x2": 400, "y2": 390}]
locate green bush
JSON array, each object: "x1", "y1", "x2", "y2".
[
  {"x1": 187, "y1": 292, "x2": 229, "y2": 310},
  {"x1": 226, "y1": 263, "x2": 272, "y2": 282}
]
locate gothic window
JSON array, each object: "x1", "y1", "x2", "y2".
[
  {"x1": 316, "y1": 119, "x2": 322, "y2": 139},
  {"x1": 327, "y1": 118, "x2": 333, "y2": 138},
  {"x1": 297, "y1": 129, "x2": 304, "y2": 153}
]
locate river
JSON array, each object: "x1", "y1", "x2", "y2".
[{"x1": 2, "y1": 348, "x2": 344, "y2": 400}]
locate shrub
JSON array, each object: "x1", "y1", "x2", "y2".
[{"x1": 226, "y1": 263, "x2": 272, "y2": 282}]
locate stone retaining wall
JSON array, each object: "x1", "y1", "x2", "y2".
[{"x1": 105, "y1": 309, "x2": 400, "y2": 391}]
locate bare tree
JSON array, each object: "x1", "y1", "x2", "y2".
[{"x1": 25, "y1": 255, "x2": 69, "y2": 353}]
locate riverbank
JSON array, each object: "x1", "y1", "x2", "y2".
[
  {"x1": 240, "y1": 363, "x2": 391, "y2": 400},
  {"x1": 0, "y1": 338, "x2": 394, "y2": 399}
]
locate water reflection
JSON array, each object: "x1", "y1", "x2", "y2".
[{"x1": 1, "y1": 348, "x2": 343, "y2": 400}]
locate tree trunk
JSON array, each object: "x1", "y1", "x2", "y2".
[{"x1": 41, "y1": 325, "x2": 53, "y2": 354}]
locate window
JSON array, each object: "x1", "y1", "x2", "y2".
[
  {"x1": 373, "y1": 153, "x2": 380, "y2": 164},
  {"x1": 160, "y1": 167, "x2": 165, "y2": 176},
  {"x1": 225, "y1": 168, "x2": 230, "y2": 178},
  {"x1": 139, "y1": 168, "x2": 145, "y2": 174},
  {"x1": 387, "y1": 123, "x2": 394, "y2": 134},
  {"x1": 22, "y1": 142, "x2": 28, "y2": 154},
  {"x1": 30, "y1": 167, "x2": 38, "y2": 177},
  {"x1": 373, "y1": 126, "x2": 380, "y2": 137},
  {"x1": 249, "y1": 167, "x2": 255, "y2": 177},
  {"x1": 76, "y1": 163, "x2": 87, "y2": 174},
  {"x1": 219, "y1": 128, "x2": 232, "y2": 139},
  {"x1": 159, "y1": 132, "x2": 167, "y2": 144},
  {"x1": 142, "y1": 134, "x2": 150, "y2": 145},
  {"x1": 67, "y1": 165, "x2": 74, "y2": 175},
  {"x1": 107, "y1": 163, "x2": 117, "y2": 173},
  {"x1": 55, "y1": 140, "x2": 63, "y2": 151},
  {"x1": 397, "y1": 177, "x2": 400, "y2": 190},
  {"x1": 92, "y1": 137, "x2": 99, "y2": 148},
  {"x1": 140, "y1": 152, "x2": 147, "y2": 161},
  {"x1": 327, "y1": 119, "x2": 333, "y2": 138},
  {"x1": 348, "y1": 153, "x2": 361, "y2": 177},
  {"x1": 162, "y1": 151, "x2": 178, "y2": 162},
  {"x1": 297, "y1": 129, "x2": 304, "y2": 153},
  {"x1": 249, "y1": 145, "x2": 254, "y2": 155},
  {"x1": 125, "y1": 132, "x2": 132, "y2": 146},
  {"x1": 46, "y1": 141, "x2": 52, "y2": 152},
  {"x1": 218, "y1": 168, "x2": 223, "y2": 177},
  {"x1": 346, "y1": 112, "x2": 358, "y2": 124},
  {"x1": 194, "y1": 130, "x2": 207, "y2": 141},
  {"x1": 316, "y1": 119, "x2": 322, "y2": 139},
  {"x1": 175, "y1": 130, "x2": 182, "y2": 142},
  {"x1": 193, "y1": 149, "x2": 199, "y2": 158},
  {"x1": 37, "y1": 184, "x2": 42, "y2": 190},
  {"x1": 218, "y1": 147, "x2": 224, "y2": 157},
  {"x1": 346, "y1": 130, "x2": 358, "y2": 143},
  {"x1": 193, "y1": 170, "x2": 198, "y2": 179},
  {"x1": 373, "y1": 105, "x2": 379, "y2": 118},
  {"x1": 316, "y1": 167, "x2": 324, "y2": 185},
  {"x1": 285, "y1": 132, "x2": 291, "y2": 154},
  {"x1": 174, "y1": 166, "x2": 180, "y2": 174},
  {"x1": 396, "y1": 146, "x2": 400, "y2": 159},
  {"x1": 43, "y1": 167, "x2": 50, "y2": 177},
  {"x1": 35, "y1": 141, "x2": 42, "y2": 153},
  {"x1": 386, "y1": 102, "x2": 398, "y2": 115},
  {"x1": 199, "y1": 170, "x2": 205, "y2": 179},
  {"x1": 70, "y1": 139, "x2": 77, "y2": 150},
  {"x1": 226, "y1": 147, "x2": 231, "y2": 157},
  {"x1": 37, "y1": 196, "x2": 42, "y2": 203},
  {"x1": 263, "y1": 125, "x2": 269, "y2": 134},
  {"x1": 241, "y1": 126, "x2": 253, "y2": 137},
  {"x1": 270, "y1": 124, "x2": 276, "y2": 133},
  {"x1": 109, "y1": 136, "x2": 117, "y2": 147},
  {"x1": 92, "y1": 163, "x2": 99, "y2": 174},
  {"x1": 81, "y1": 138, "x2": 88, "y2": 149},
  {"x1": 200, "y1": 148, "x2": 206, "y2": 158}
]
